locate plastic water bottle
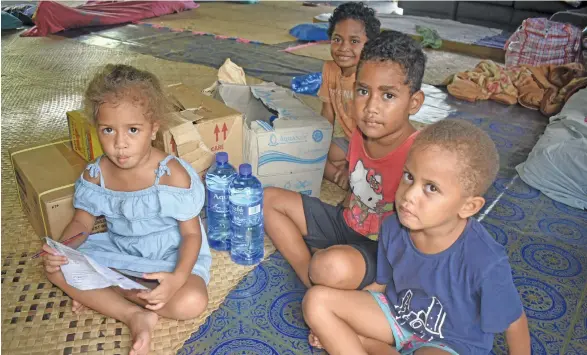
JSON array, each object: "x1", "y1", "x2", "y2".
[
  {"x1": 205, "y1": 152, "x2": 237, "y2": 251},
  {"x1": 229, "y1": 164, "x2": 264, "y2": 265}
]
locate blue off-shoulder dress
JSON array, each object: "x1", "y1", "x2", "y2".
[{"x1": 73, "y1": 155, "x2": 212, "y2": 284}]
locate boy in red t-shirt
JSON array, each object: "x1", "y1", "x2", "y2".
[{"x1": 264, "y1": 30, "x2": 427, "y2": 291}]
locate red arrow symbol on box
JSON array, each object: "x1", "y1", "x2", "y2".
[
  {"x1": 222, "y1": 123, "x2": 228, "y2": 140},
  {"x1": 214, "y1": 124, "x2": 220, "y2": 142}
]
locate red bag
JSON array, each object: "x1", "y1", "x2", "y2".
[{"x1": 505, "y1": 18, "x2": 582, "y2": 68}]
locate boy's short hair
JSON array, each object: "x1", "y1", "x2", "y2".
[
  {"x1": 358, "y1": 30, "x2": 426, "y2": 94},
  {"x1": 412, "y1": 119, "x2": 500, "y2": 196},
  {"x1": 327, "y1": 2, "x2": 381, "y2": 41}
]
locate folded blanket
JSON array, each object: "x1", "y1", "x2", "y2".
[{"x1": 443, "y1": 60, "x2": 587, "y2": 116}]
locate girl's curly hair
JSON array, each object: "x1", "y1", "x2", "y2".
[{"x1": 84, "y1": 64, "x2": 171, "y2": 125}]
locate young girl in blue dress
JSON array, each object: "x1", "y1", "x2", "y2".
[{"x1": 42, "y1": 64, "x2": 212, "y2": 355}]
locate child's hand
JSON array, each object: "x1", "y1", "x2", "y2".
[
  {"x1": 137, "y1": 272, "x2": 187, "y2": 311},
  {"x1": 333, "y1": 165, "x2": 349, "y2": 190},
  {"x1": 42, "y1": 243, "x2": 68, "y2": 274}
]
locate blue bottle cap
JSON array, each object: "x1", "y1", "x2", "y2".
[
  {"x1": 239, "y1": 163, "x2": 252, "y2": 176},
  {"x1": 216, "y1": 152, "x2": 228, "y2": 164},
  {"x1": 269, "y1": 115, "x2": 278, "y2": 124}
]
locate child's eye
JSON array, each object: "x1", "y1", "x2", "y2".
[
  {"x1": 352, "y1": 39, "x2": 359, "y2": 44},
  {"x1": 356, "y1": 88, "x2": 368, "y2": 96},
  {"x1": 129, "y1": 127, "x2": 139, "y2": 134},
  {"x1": 402, "y1": 172, "x2": 413, "y2": 183},
  {"x1": 384, "y1": 93, "x2": 394, "y2": 100},
  {"x1": 332, "y1": 38, "x2": 341, "y2": 43},
  {"x1": 102, "y1": 127, "x2": 114, "y2": 135},
  {"x1": 425, "y1": 184, "x2": 438, "y2": 193}
]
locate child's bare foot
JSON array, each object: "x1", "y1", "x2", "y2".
[
  {"x1": 128, "y1": 310, "x2": 158, "y2": 355},
  {"x1": 72, "y1": 300, "x2": 87, "y2": 314},
  {"x1": 308, "y1": 330, "x2": 323, "y2": 349}
]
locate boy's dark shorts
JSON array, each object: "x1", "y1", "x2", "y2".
[{"x1": 301, "y1": 194, "x2": 378, "y2": 289}]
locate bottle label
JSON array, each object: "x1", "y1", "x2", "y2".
[
  {"x1": 230, "y1": 203, "x2": 262, "y2": 225},
  {"x1": 248, "y1": 204, "x2": 261, "y2": 215},
  {"x1": 207, "y1": 190, "x2": 230, "y2": 213}
]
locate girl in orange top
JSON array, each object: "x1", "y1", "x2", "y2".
[{"x1": 319, "y1": 2, "x2": 380, "y2": 189}]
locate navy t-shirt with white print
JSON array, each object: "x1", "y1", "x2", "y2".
[{"x1": 376, "y1": 215, "x2": 523, "y2": 354}]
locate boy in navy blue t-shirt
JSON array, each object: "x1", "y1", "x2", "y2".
[{"x1": 303, "y1": 119, "x2": 531, "y2": 354}]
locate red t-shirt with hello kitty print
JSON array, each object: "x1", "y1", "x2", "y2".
[{"x1": 343, "y1": 129, "x2": 418, "y2": 241}]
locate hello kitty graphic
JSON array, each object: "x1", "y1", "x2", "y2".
[
  {"x1": 347, "y1": 160, "x2": 395, "y2": 240},
  {"x1": 349, "y1": 160, "x2": 383, "y2": 221}
]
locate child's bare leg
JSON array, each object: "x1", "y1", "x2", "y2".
[
  {"x1": 46, "y1": 271, "x2": 157, "y2": 355},
  {"x1": 309, "y1": 330, "x2": 397, "y2": 355},
  {"x1": 302, "y1": 286, "x2": 395, "y2": 355},
  {"x1": 264, "y1": 187, "x2": 313, "y2": 287},
  {"x1": 414, "y1": 348, "x2": 454, "y2": 355},
  {"x1": 324, "y1": 143, "x2": 348, "y2": 188},
  {"x1": 309, "y1": 245, "x2": 369, "y2": 289},
  {"x1": 116, "y1": 275, "x2": 208, "y2": 321},
  {"x1": 361, "y1": 336, "x2": 399, "y2": 355}
]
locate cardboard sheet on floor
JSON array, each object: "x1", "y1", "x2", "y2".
[{"x1": 142, "y1": 1, "x2": 333, "y2": 44}]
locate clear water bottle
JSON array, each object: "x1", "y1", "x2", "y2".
[
  {"x1": 229, "y1": 163, "x2": 264, "y2": 265},
  {"x1": 205, "y1": 152, "x2": 237, "y2": 251}
]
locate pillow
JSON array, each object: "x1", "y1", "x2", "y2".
[
  {"x1": 1, "y1": 11, "x2": 23, "y2": 30},
  {"x1": 289, "y1": 23, "x2": 329, "y2": 41},
  {"x1": 516, "y1": 88, "x2": 587, "y2": 210}
]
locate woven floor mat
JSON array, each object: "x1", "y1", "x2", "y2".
[
  {"x1": 0, "y1": 33, "x2": 268, "y2": 355},
  {"x1": 284, "y1": 42, "x2": 484, "y2": 86},
  {"x1": 141, "y1": 2, "x2": 333, "y2": 45}
]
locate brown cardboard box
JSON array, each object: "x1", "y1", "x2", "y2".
[
  {"x1": 166, "y1": 83, "x2": 244, "y2": 167},
  {"x1": 9, "y1": 139, "x2": 106, "y2": 238},
  {"x1": 153, "y1": 112, "x2": 215, "y2": 179}
]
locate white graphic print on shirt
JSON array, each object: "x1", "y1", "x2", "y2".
[{"x1": 394, "y1": 290, "x2": 447, "y2": 341}]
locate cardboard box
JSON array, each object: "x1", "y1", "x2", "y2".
[
  {"x1": 67, "y1": 110, "x2": 103, "y2": 162},
  {"x1": 216, "y1": 83, "x2": 332, "y2": 198},
  {"x1": 9, "y1": 139, "x2": 106, "y2": 238},
  {"x1": 166, "y1": 83, "x2": 244, "y2": 167},
  {"x1": 153, "y1": 112, "x2": 215, "y2": 179}
]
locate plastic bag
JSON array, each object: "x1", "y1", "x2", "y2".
[
  {"x1": 505, "y1": 18, "x2": 582, "y2": 67},
  {"x1": 202, "y1": 58, "x2": 247, "y2": 96},
  {"x1": 291, "y1": 72, "x2": 322, "y2": 96},
  {"x1": 289, "y1": 23, "x2": 329, "y2": 41}
]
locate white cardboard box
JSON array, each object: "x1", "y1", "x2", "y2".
[{"x1": 216, "y1": 83, "x2": 332, "y2": 198}]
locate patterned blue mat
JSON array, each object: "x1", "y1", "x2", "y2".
[{"x1": 179, "y1": 102, "x2": 587, "y2": 354}]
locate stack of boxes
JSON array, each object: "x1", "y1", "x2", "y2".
[
  {"x1": 10, "y1": 80, "x2": 332, "y2": 240},
  {"x1": 11, "y1": 82, "x2": 244, "y2": 239}
]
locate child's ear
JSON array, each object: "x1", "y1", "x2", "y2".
[
  {"x1": 408, "y1": 90, "x2": 425, "y2": 115},
  {"x1": 458, "y1": 196, "x2": 485, "y2": 219}
]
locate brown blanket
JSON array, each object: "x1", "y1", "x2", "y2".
[{"x1": 443, "y1": 60, "x2": 587, "y2": 116}]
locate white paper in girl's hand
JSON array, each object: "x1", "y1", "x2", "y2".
[{"x1": 45, "y1": 238, "x2": 147, "y2": 291}]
